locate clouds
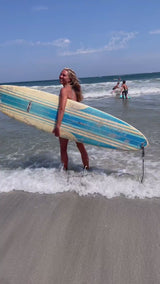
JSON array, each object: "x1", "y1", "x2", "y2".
[
  {"x1": 149, "y1": 29, "x2": 160, "y2": 35},
  {"x1": 32, "y1": 6, "x2": 48, "y2": 11},
  {"x1": 60, "y1": 31, "x2": 138, "y2": 56},
  {"x1": 0, "y1": 38, "x2": 70, "y2": 48},
  {"x1": 0, "y1": 33, "x2": 133, "y2": 56},
  {"x1": 1, "y1": 29, "x2": 156, "y2": 58},
  {"x1": 53, "y1": 38, "x2": 70, "y2": 48},
  {"x1": 0, "y1": 31, "x2": 137, "y2": 57},
  {"x1": 105, "y1": 31, "x2": 138, "y2": 51}
]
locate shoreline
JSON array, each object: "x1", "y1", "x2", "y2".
[{"x1": 0, "y1": 191, "x2": 160, "y2": 284}]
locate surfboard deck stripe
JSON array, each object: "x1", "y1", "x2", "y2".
[
  {"x1": 1, "y1": 89, "x2": 142, "y2": 136},
  {"x1": 0, "y1": 94, "x2": 146, "y2": 148},
  {"x1": 1, "y1": 101, "x2": 140, "y2": 150},
  {"x1": 0, "y1": 85, "x2": 148, "y2": 150},
  {"x1": 1, "y1": 104, "x2": 137, "y2": 150},
  {"x1": 0, "y1": 86, "x2": 135, "y2": 132},
  {"x1": 0, "y1": 85, "x2": 140, "y2": 138}
]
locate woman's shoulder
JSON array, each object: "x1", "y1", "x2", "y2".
[
  {"x1": 60, "y1": 85, "x2": 76, "y2": 100},
  {"x1": 60, "y1": 86, "x2": 68, "y2": 97}
]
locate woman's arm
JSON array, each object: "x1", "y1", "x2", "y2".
[{"x1": 53, "y1": 88, "x2": 68, "y2": 137}]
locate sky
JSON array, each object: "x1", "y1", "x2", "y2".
[{"x1": 0, "y1": 0, "x2": 160, "y2": 83}]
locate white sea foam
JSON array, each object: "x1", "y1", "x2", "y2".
[
  {"x1": 0, "y1": 163, "x2": 159, "y2": 199},
  {"x1": 82, "y1": 81, "x2": 160, "y2": 99},
  {"x1": 30, "y1": 78, "x2": 160, "y2": 100},
  {"x1": 0, "y1": 144, "x2": 159, "y2": 199}
]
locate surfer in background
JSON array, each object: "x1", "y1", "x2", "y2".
[
  {"x1": 52, "y1": 68, "x2": 89, "y2": 170},
  {"x1": 112, "y1": 77, "x2": 121, "y2": 90},
  {"x1": 121, "y1": 80, "x2": 128, "y2": 99},
  {"x1": 112, "y1": 77, "x2": 121, "y2": 95},
  {"x1": 112, "y1": 82, "x2": 120, "y2": 90}
]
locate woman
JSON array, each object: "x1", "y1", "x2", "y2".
[{"x1": 53, "y1": 68, "x2": 89, "y2": 170}]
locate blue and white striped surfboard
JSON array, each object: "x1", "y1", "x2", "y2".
[{"x1": 0, "y1": 85, "x2": 148, "y2": 150}]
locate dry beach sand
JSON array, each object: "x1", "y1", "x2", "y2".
[{"x1": 0, "y1": 191, "x2": 160, "y2": 284}]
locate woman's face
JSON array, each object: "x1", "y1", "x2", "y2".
[{"x1": 59, "y1": 69, "x2": 70, "y2": 86}]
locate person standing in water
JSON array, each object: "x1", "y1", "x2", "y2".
[
  {"x1": 53, "y1": 68, "x2": 89, "y2": 170},
  {"x1": 121, "y1": 80, "x2": 128, "y2": 99}
]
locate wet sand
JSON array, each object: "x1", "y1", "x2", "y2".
[{"x1": 0, "y1": 191, "x2": 160, "y2": 284}]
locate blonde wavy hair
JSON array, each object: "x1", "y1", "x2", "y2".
[{"x1": 64, "y1": 68, "x2": 83, "y2": 102}]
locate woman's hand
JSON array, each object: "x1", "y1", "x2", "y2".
[{"x1": 52, "y1": 126, "x2": 60, "y2": 137}]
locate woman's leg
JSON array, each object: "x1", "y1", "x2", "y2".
[
  {"x1": 76, "y1": 142, "x2": 89, "y2": 169},
  {"x1": 59, "y1": 137, "x2": 69, "y2": 170}
]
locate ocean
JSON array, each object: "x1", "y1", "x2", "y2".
[{"x1": 0, "y1": 72, "x2": 160, "y2": 198}]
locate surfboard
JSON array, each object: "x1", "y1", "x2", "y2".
[
  {"x1": 0, "y1": 85, "x2": 148, "y2": 150},
  {"x1": 120, "y1": 94, "x2": 131, "y2": 99}
]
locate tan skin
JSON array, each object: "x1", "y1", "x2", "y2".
[
  {"x1": 121, "y1": 81, "x2": 128, "y2": 98},
  {"x1": 53, "y1": 69, "x2": 89, "y2": 170},
  {"x1": 121, "y1": 82, "x2": 128, "y2": 91}
]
